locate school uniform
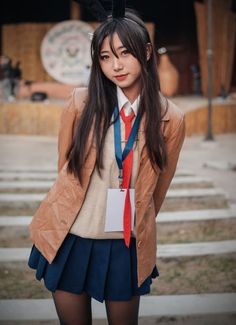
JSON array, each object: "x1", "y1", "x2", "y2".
[{"x1": 28, "y1": 86, "x2": 185, "y2": 302}]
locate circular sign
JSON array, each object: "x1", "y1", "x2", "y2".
[{"x1": 41, "y1": 20, "x2": 94, "y2": 85}]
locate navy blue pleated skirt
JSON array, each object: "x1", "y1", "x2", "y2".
[{"x1": 28, "y1": 233, "x2": 159, "y2": 303}]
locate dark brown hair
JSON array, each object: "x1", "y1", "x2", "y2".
[{"x1": 66, "y1": 11, "x2": 167, "y2": 183}]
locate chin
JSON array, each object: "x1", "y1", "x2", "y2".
[{"x1": 116, "y1": 80, "x2": 133, "y2": 88}]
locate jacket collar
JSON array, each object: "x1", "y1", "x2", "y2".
[
  {"x1": 138, "y1": 103, "x2": 170, "y2": 133},
  {"x1": 160, "y1": 94, "x2": 170, "y2": 121},
  {"x1": 137, "y1": 99, "x2": 169, "y2": 159}
]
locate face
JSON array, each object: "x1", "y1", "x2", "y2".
[{"x1": 99, "y1": 33, "x2": 142, "y2": 99}]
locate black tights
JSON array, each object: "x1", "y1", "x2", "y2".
[{"x1": 52, "y1": 290, "x2": 140, "y2": 325}]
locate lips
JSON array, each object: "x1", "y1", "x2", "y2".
[{"x1": 114, "y1": 74, "x2": 128, "y2": 81}]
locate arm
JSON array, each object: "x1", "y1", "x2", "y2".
[
  {"x1": 57, "y1": 89, "x2": 77, "y2": 173},
  {"x1": 57, "y1": 88, "x2": 87, "y2": 173},
  {"x1": 153, "y1": 113, "x2": 185, "y2": 216}
]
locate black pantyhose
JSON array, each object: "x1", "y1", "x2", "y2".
[
  {"x1": 52, "y1": 290, "x2": 140, "y2": 325},
  {"x1": 52, "y1": 290, "x2": 92, "y2": 325},
  {"x1": 105, "y1": 295, "x2": 140, "y2": 325}
]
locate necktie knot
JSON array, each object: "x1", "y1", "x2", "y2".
[{"x1": 120, "y1": 106, "x2": 135, "y2": 124}]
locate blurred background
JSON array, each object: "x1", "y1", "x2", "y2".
[
  {"x1": 0, "y1": 0, "x2": 236, "y2": 136},
  {"x1": 0, "y1": 0, "x2": 236, "y2": 324}
]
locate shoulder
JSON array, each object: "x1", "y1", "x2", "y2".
[
  {"x1": 59, "y1": 87, "x2": 88, "y2": 127},
  {"x1": 159, "y1": 93, "x2": 185, "y2": 138},
  {"x1": 167, "y1": 98, "x2": 185, "y2": 126},
  {"x1": 160, "y1": 92, "x2": 184, "y2": 123},
  {"x1": 68, "y1": 87, "x2": 88, "y2": 114},
  {"x1": 73, "y1": 87, "x2": 88, "y2": 110}
]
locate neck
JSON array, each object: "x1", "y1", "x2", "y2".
[{"x1": 122, "y1": 82, "x2": 141, "y2": 104}]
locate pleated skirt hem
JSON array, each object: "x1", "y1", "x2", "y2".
[{"x1": 28, "y1": 234, "x2": 159, "y2": 303}]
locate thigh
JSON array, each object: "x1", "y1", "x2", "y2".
[
  {"x1": 105, "y1": 295, "x2": 140, "y2": 325},
  {"x1": 52, "y1": 290, "x2": 92, "y2": 325}
]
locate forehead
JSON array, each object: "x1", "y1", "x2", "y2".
[{"x1": 100, "y1": 33, "x2": 124, "y2": 51}]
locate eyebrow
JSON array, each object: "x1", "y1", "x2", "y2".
[{"x1": 100, "y1": 45, "x2": 126, "y2": 54}]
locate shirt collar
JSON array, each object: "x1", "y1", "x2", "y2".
[{"x1": 117, "y1": 86, "x2": 140, "y2": 116}]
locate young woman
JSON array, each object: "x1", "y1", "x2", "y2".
[{"x1": 28, "y1": 8, "x2": 185, "y2": 325}]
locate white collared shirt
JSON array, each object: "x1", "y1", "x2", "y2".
[{"x1": 117, "y1": 86, "x2": 140, "y2": 116}]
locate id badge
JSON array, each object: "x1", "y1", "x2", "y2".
[{"x1": 104, "y1": 188, "x2": 135, "y2": 232}]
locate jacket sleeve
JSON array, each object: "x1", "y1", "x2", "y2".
[
  {"x1": 57, "y1": 89, "x2": 78, "y2": 173},
  {"x1": 153, "y1": 113, "x2": 185, "y2": 216}
]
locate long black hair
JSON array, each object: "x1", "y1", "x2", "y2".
[{"x1": 66, "y1": 11, "x2": 167, "y2": 182}]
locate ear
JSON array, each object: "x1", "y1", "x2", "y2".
[{"x1": 146, "y1": 43, "x2": 152, "y2": 61}]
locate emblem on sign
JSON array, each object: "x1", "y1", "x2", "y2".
[{"x1": 41, "y1": 20, "x2": 94, "y2": 85}]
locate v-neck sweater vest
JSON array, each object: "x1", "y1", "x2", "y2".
[{"x1": 69, "y1": 118, "x2": 139, "y2": 239}]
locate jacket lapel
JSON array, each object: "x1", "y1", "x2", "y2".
[
  {"x1": 86, "y1": 103, "x2": 170, "y2": 178},
  {"x1": 137, "y1": 105, "x2": 170, "y2": 160},
  {"x1": 137, "y1": 117, "x2": 146, "y2": 162}
]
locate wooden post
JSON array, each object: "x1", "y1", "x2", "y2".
[
  {"x1": 70, "y1": 1, "x2": 81, "y2": 20},
  {"x1": 205, "y1": 0, "x2": 214, "y2": 141}
]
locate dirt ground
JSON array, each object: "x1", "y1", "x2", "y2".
[
  {"x1": 0, "y1": 189, "x2": 49, "y2": 194},
  {"x1": 152, "y1": 253, "x2": 236, "y2": 295},
  {"x1": 0, "y1": 227, "x2": 32, "y2": 247},
  {"x1": 0, "y1": 314, "x2": 236, "y2": 325},
  {"x1": 160, "y1": 198, "x2": 228, "y2": 212},
  {"x1": 0, "y1": 180, "x2": 214, "y2": 194},
  {"x1": 0, "y1": 207, "x2": 36, "y2": 216},
  {"x1": 170, "y1": 182, "x2": 214, "y2": 190},
  {"x1": 1, "y1": 253, "x2": 235, "y2": 299},
  {"x1": 156, "y1": 218, "x2": 236, "y2": 244},
  {"x1": 0, "y1": 192, "x2": 228, "y2": 216},
  {"x1": 1, "y1": 217, "x2": 235, "y2": 247}
]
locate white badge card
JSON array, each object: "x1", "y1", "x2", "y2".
[{"x1": 104, "y1": 189, "x2": 135, "y2": 232}]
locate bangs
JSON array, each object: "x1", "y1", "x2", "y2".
[
  {"x1": 93, "y1": 17, "x2": 149, "y2": 62},
  {"x1": 109, "y1": 22, "x2": 139, "y2": 58}
]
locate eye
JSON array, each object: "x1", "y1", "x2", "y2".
[
  {"x1": 121, "y1": 49, "x2": 130, "y2": 56},
  {"x1": 100, "y1": 55, "x2": 110, "y2": 61}
]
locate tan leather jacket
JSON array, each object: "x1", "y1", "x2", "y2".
[{"x1": 29, "y1": 88, "x2": 185, "y2": 287}]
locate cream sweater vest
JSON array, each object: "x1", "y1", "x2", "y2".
[{"x1": 69, "y1": 119, "x2": 139, "y2": 239}]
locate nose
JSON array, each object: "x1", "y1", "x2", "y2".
[{"x1": 112, "y1": 56, "x2": 123, "y2": 71}]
